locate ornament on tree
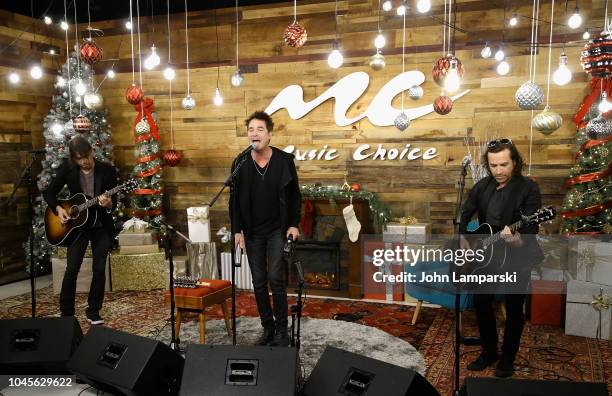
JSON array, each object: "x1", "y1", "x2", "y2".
[
  {"x1": 135, "y1": 119, "x2": 151, "y2": 135},
  {"x1": 532, "y1": 106, "x2": 563, "y2": 134},
  {"x1": 350, "y1": 183, "x2": 361, "y2": 192},
  {"x1": 182, "y1": 95, "x2": 196, "y2": 110},
  {"x1": 73, "y1": 114, "x2": 91, "y2": 133},
  {"x1": 343, "y1": 204, "x2": 362, "y2": 243},
  {"x1": 581, "y1": 34, "x2": 612, "y2": 77},
  {"x1": 84, "y1": 92, "x2": 103, "y2": 110},
  {"x1": 586, "y1": 115, "x2": 611, "y2": 139},
  {"x1": 283, "y1": 22, "x2": 307, "y2": 48},
  {"x1": 432, "y1": 54, "x2": 464, "y2": 87},
  {"x1": 163, "y1": 149, "x2": 183, "y2": 167},
  {"x1": 408, "y1": 85, "x2": 424, "y2": 100},
  {"x1": 515, "y1": 81, "x2": 544, "y2": 110},
  {"x1": 394, "y1": 112, "x2": 410, "y2": 131},
  {"x1": 125, "y1": 84, "x2": 144, "y2": 105},
  {"x1": 79, "y1": 39, "x2": 103, "y2": 65},
  {"x1": 434, "y1": 95, "x2": 453, "y2": 115},
  {"x1": 369, "y1": 52, "x2": 386, "y2": 71}
]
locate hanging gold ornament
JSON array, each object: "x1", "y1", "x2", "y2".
[{"x1": 532, "y1": 106, "x2": 563, "y2": 134}]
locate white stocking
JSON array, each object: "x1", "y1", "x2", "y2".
[{"x1": 343, "y1": 204, "x2": 362, "y2": 242}]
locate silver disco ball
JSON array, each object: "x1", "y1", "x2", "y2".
[
  {"x1": 394, "y1": 112, "x2": 410, "y2": 131},
  {"x1": 182, "y1": 95, "x2": 196, "y2": 110},
  {"x1": 515, "y1": 81, "x2": 544, "y2": 110}
]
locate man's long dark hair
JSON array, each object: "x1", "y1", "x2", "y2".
[{"x1": 482, "y1": 141, "x2": 524, "y2": 177}]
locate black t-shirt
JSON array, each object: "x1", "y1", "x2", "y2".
[
  {"x1": 249, "y1": 152, "x2": 281, "y2": 236},
  {"x1": 485, "y1": 183, "x2": 508, "y2": 229}
]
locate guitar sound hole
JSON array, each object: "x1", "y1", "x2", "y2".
[{"x1": 69, "y1": 207, "x2": 79, "y2": 219}]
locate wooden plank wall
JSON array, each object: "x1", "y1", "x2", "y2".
[{"x1": 1, "y1": 1, "x2": 602, "y2": 271}]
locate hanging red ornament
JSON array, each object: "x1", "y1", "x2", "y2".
[
  {"x1": 283, "y1": 22, "x2": 307, "y2": 48},
  {"x1": 72, "y1": 115, "x2": 91, "y2": 132},
  {"x1": 581, "y1": 34, "x2": 612, "y2": 77},
  {"x1": 433, "y1": 95, "x2": 453, "y2": 115},
  {"x1": 432, "y1": 54, "x2": 464, "y2": 87},
  {"x1": 350, "y1": 183, "x2": 361, "y2": 192},
  {"x1": 125, "y1": 84, "x2": 144, "y2": 105},
  {"x1": 80, "y1": 39, "x2": 103, "y2": 65},
  {"x1": 163, "y1": 149, "x2": 183, "y2": 167}
]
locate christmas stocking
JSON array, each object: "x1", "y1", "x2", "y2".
[{"x1": 343, "y1": 204, "x2": 362, "y2": 242}]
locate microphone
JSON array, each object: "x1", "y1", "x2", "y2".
[
  {"x1": 461, "y1": 156, "x2": 471, "y2": 168},
  {"x1": 237, "y1": 142, "x2": 257, "y2": 158}
]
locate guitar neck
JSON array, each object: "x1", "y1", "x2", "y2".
[
  {"x1": 77, "y1": 183, "x2": 123, "y2": 212},
  {"x1": 483, "y1": 220, "x2": 523, "y2": 247}
]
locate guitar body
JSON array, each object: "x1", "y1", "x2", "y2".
[
  {"x1": 44, "y1": 193, "x2": 97, "y2": 247},
  {"x1": 463, "y1": 223, "x2": 508, "y2": 273}
]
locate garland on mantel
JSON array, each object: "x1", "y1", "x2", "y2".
[{"x1": 300, "y1": 184, "x2": 391, "y2": 229}]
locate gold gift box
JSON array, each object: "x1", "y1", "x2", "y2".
[{"x1": 110, "y1": 251, "x2": 166, "y2": 291}]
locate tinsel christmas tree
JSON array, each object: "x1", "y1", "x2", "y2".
[
  {"x1": 25, "y1": 50, "x2": 123, "y2": 273},
  {"x1": 560, "y1": 79, "x2": 612, "y2": 234}
]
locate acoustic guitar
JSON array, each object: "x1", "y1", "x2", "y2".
[{"x1": 44, "y1": 179, "x2": 137, "y2": 247}]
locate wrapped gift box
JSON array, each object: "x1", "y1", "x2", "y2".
[
  {"x1": 536, "y1": 235, "x2": 568, "y2": 270},
  {"x1": 529, "y1": 280, "x2": 566, "y2": 327},
  {"x1": 220, "y1": 252, "x2": 253, "y2": 290},
  {"x1": 118, "y1": 231, "x2": 157, "y2": 246},
  {"x1": 56, "y1": 245, "x2": 92, "y2": 259},
  {"x1": 532, "y1": 266, "x2": 565, "y2": 281},
  {"x1": 187, "y1": 206, "x2": 211, "y2": 243},
  {"x1": 565, "y1": 279, "x2": 612, "y2": 340},
  {"x1": 119, "y1": 244, "x2": 160, "y2": 255},
  {"x1": 568, "y1": 238, "x2": 612, "y2": 286},
  {"x1": 186, "y1": 242, "x2": 218, "y2": 279},
  {"x1": 110, "y1": 251, "x2": 166, "y2": 291},
  {"x1": 383, "y1": 222, "x2": 431, "y2": 244},
  {"x1": 51, "y1": 257, "x2": 111, "y2": 294}
]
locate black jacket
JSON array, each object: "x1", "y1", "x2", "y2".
[
  {"x1": 460, "y1": 175, "x2": 545, "y2": 269},
  {"x1": 43, "y1": 159, "x2": 118, "y2": 236},
  {"x1": 229, "y1": 146, "x2": 301, "y2": 238}
]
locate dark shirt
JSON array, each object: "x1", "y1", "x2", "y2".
[
  {"x1": 249, "y1": 152, "x2": 281, "y2": 236},
  {"x1": 485, "y1": 183, "x2": 507, "y2": 228},
  {"x1": 79, "y1": 169, "x2": 94, "y2": 197}
]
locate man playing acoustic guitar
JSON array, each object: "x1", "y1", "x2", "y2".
[{"x1": 43, "y1": 136, "x2": 117, "y2": 325}]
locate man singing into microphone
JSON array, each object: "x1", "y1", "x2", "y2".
[{"x1": 229, "y1": 111, "x2": 301, "y2": 346}]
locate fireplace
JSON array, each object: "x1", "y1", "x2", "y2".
[{"x1": 288, "y1": 240, "x2": 340, "y2": 290}]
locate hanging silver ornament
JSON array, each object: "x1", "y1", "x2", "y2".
[
  {"x1": 182, "y1": 95, "x2": 196, "y2": 110},
  {"x1": 531, "y1": 106, "x2": 562, "y2": 135},
  {"x1": 515, "y1": 81, "x2": 544, "y2": 110},
  {"x1": 231, "y1": 69, "x2": 244, "y2": 86},
  {"x1": 394, "y1": 112, "x2": 410, "y2": 131},
  {"x1": 83, "y1": 92, "x2": 103, "y2": 110},
  {"x1": 586, "y1": 115, "x2": 612, "y2": 139},
  {"x1": 369, "y1": 52, "x2": 386, "y2": 71},
  {"x1": 135, "y1": 119, "x2": 151, "y2": 135},
  {"x1": 408, "y1": 85, "x2": 424, "y2": 100}
]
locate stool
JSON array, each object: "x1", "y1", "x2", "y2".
[{"x1": 164, "y1": 279, "x2": 232, "y2": 344}]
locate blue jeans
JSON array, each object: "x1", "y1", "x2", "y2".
[{"x1": 245, "y1": 229, "x2": 288, "y2": 330}]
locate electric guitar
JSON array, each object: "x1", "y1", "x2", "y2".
[
  {"x1": 44, "y1": 179, "x2": 137, "y2": 247},
  {"x1": 456, "y1": 206, "x2": 556, "y2": 283}
]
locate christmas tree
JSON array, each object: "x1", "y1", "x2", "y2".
[
  {"x1": 25, "y1": 49, "x2": 123, "y2": 273},
  {"x1": 560, "y1": 79, "x2": 612, "y2": 234}
]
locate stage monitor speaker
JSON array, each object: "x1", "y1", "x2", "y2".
[
  {"x1": 0, "y1": 316, "x2": 83, "y2": 375},
  {"x1": 180, "y1": 345, "x2": 299, "y2": 396},
  {"x1": 67, "y1": 325, "x2": 184, "y2": 396},
  {"x1": 463, "y1": 377, "x2": 608, "y2": 396},
  {"x1": 302, "y1": 346, "x2": 439, "y2": 396}
]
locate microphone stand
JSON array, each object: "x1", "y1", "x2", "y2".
[
  {"x1": 160, "y1": 220, "x2": 192, "y2": 353},
  {"x1": 209, "y1": 153, "x2": 250, "y2": 346},
  {"x1": 2, "y1": 151, "x2": 43, "y2": 318},
  {"x1": 290, "y1": 259, "x2": 304, "y2": 350}
]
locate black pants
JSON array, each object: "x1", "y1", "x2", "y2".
[
  {"x1": 474, "y1": 293, "x2": 526, "y2": 361},
  {"x1": 245, "y1": 229, "x2": 288, "y2": 331},
  {"x1": 61, "y1": 229, "x2": 112, "y2": 316}
]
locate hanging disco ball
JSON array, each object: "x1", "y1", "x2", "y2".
[{"x1": 515, "y1": 81, "x2": 544, "y2": 110}]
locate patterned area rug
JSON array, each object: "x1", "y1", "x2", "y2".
[{"x1": 1, "y1": 286, "x2": 611, "y2": 396}]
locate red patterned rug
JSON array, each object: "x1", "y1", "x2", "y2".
[{"x1": 1, "y1": 287, "x2": 610, "y2": 395}]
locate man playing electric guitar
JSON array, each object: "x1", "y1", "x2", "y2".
[
  {"x1": 459, "y1": 138, "x2": 544, "y2": 378},
  {"x1": 43, "y1": 136, "x2": 117, "y2": 325}
]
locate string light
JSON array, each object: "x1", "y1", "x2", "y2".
[
  {"x1": 106, "y1": 69, "x2": 116, "y2": 79},
  {"x1": 583, "y1": 31, "x2": 590, "y2": 39},
  {"x1": 44, "y1": 16, "x2": 52, "y2": 25},
  {"x1": 494, "y1": 47, "x2": 505, "y2": 61},
  {"x1": 598, "y1": 92, "x2": 612, "y2": 113},
  {"x1": 60, "y1": 20, "x2": 68, "y2": 30},
  {"x1": 497, "y1": 61, "x2": 510, "y2": 75},
  {"x1": 397, "y1": 3, "x2": 407, "y2": 16},
  {"x1": 416, "y1": 0, "x2": 431, "y2": 13},
  {"x1": 327, "y1": 41, "x2": 343, "y2": 68},
  {"x1": 509, "y1": 14, "x2": 518, "y2": 26},
  {"x1": 144, "y1": 44, "x2": 160, "y2": 70},
  {"x1": 444, "y1": 58, "x2": 461, "y2": 93},
  {"x1": 8, "y1": 72, "x2": 20, "y2": 84},
  {"x1": 382, "y1": 1, "x2": 392, "y2": 12},
  {"x1": 30, "y1": 65, "x2": 43, "y2": 79},
  {"x1": 567, "y1": 6, "x2": 582, "y2": 29},
  {"x1": 553, "y1": 53, "x2": 572, "y2": 86},
  {"x1": 213, "y1": 87, "x2": 223, "y2": 106},
  {"x1": 125, "y1": 20, "x2": 132, "y2": 30},
  {"x1": 163, "y1": 66, "x2": 175, "y2": 80},
  {"x1": 481, "y1": 42, "x2": 492, "y2": 58},
  {"x1": 374, "y1": 32, "x2": 386, "y2": 49}
]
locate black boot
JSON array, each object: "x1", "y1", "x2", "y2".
[
  {"x1": 255, "y1": 326, "x2": 275, "y2": 346},
  {"x1": 467, "y1": 352, "x2": 499, "y2": 371},
  {"x1": 270, "y1": 327, "x2": 290, "y2": 347},
  {"x1": 494, "y1": 356, "x2": 514, "y2": 378}
]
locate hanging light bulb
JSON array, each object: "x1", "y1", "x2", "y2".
[
  {"x1": 327, "y1": 41, "x2": 343, "y2": 69},
  {"x1": 497, "y1": 61, "x2": 510, "y2": 75},
  {"x1": 567, "y1": 7, "x2": 582, "y2": 29},
  {"x1": 144, "y1": 45, "x2": 161, "y2": 70},
  {"x1": 599, "y1": 92, "x2": 612, "y2": 113},
  {"x1": 60, "y1": 20, "x2": 69, "y2": 30},
  {"x1": 30, "y1": 65, "x2": 43, "y2": 79},
  {"x1": 163, "y1": 66, "x2": 175, "y2": 81},
  {"x1": 481, "y1": 42, "x2": 492, "y2": 58},
  {"x1": 583, "y1": 31, "x2": 590, "y2": 40},
  {"x1": 444, "y1": 58, "x2": 461, "y2": 93},
  {"x1": 8, "y1": 72, "x2": 20, "y2": 84},
  {"x1": 397, "y1": 3, "x2": 407, "y2": 16},
  {"x1": 416, "y1": 0, "x2": 431, "y2": 13},
  {"x1": 106, "y1": 69, "x2": 116, "y2": 79},
  {"x1": 51, "y1": 122, "x2": 63, "y2": 136},
  {"x1": 374, "y1": 32, "x2": 386, "y2": 49},
  {"x1": 231, "y1": 69, "x2": 244, "y2": 86},
  {"x1": 74, "y1": 79, "x2": 87, "y2": 96},
  {"x1": 509, "y1": 14, "x2": 518, "y2": 27},
  {"x1": 382, "y1": 0, "x2": 392, "y2": 12},
  {"x1": 125, "y1": 21, "x2": 132, "y2": 30},
  {"x1": 44, "y1": 16, "x2": 52, "y2": 25},
  {"x1": 494, "y1": 47, "x2": 505, "y2": 61},
  {"x1": 213, "y1": 87, "x2": 223, "y2": 106},
  {"x1": 553, "y1": 53, "x2": 572, "y2": 86}
]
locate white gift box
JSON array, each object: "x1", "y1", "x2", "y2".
[
  {"x1": 568, "y1": 238, "x2": 612, "y2": 286},
  {"x1": 187, "y1": 206, "x2": 211, "y2": 243},
  {"x1": 220, "y1": 252, "x2": 253, "y2": 291},
  {"x1": 565, "y1": 279, "x2": 612, "y2": 340},
  {"x1": 52, "y1": 257, "x2": 111, "y2": 294},
  {"x1": 383, "y1": 222, "x2": 431, "y2": 244}
]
